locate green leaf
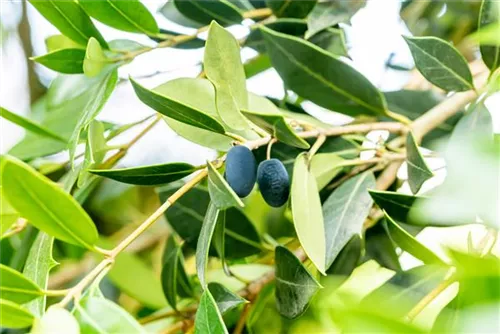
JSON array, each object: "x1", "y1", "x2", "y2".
[
  {"x1": 159, "y1": 184, "x2": 261, "y2": 259},
  {"x1": 323, "y1": 172, "x2": 376, "y2": 269},
  {"x1": 261, "y1": 27, "x2": 387, "y2": 117},
  {"x1": 0, "y1": 186, "x2": 19, "y2": 236},
  {"x1": 2, "y1": 156, "x2": 98, "y2": 249},
  {"x1": 106, "y1": 249, "x2": 168, "y2": 309},
  {"x1": 32, "y1": 306, "x2": 79, "y2": 334},
  {"x1": 244, "y1": 54, "x2": 272, "y2": 78},
  {"x1": 309, "y1": 28, "x2": 348, "y2": 57},
  {"x1": 0, "y1": 264, "x2": 42, "y2": 304},
  {"x1": 159, "y1": 1, "x2": 204, "y2": 28},
  {"x1": 196, "y1": 201, "x2": 220, "y2": 289},
  {"x1": 245, "y1": 19, "x2": 307, "y2": 53},
  {"x1": 310, "y1": 153, "x2": 344, "y2": 190},
  {"x1": 174, "y1": 0, "x2": 242, "y2": 26},
  {"x1": 90, "y1": 162, "x2": 199, "y2": 186},
  {"x1": 207, "y1": 161, "x2": 244, "y2": 209},
  {"x1": 0, "y1": 106, "x2": 66, "y2": 143},
  {"x1": 161, "y1": 235, "x2": 193, "y2": 310},
  {"x1": 306, "y1": 0, "x2": 365, "y2": 39},
  {"x1": 364, "y1": 223, "x2": 401, "y2": 271},
  {"x1": 45, "y1": 34, "x2": 84, "y2": 52},
  {"x1": 78, "y1": 120, "x2": 107, "y2": 187},
  {"x1": 83, "y1": 37, "x2": 107, "y2": 77},
  {"x1": 23, "y1": 233, "x2": 57, "y2": 317},
  {"x1": 205, "y1": 21, "x2": 249, "y2": 130},
  {"x1": 369, "y1": 190, "x2": 422, "y2": 224},
  {"x1": 79, "y1": 0, "x2": 158, "y2": 35},
  {"x1": 131, "y1": 78, "x2": 225, "y2": 134},
  {"x1": 275, "y1": 246, "x2": 321, "y2": 319},
  {"x1": 0, "y1": 299, "x2": 34, "y2": 329},
  {"x1": 479, "y1": 0, "x2": 500, "y2": 71},
  {"x1": 31, "y1": 48, "x2": 85, "y2": 74},
  {"x1": 151, "y1": 29, "x2": 205, "y2": 49},
  {"x1": 383, "y1": 212, "x2": 443, "y2": 264},
  {"x1": 291, "y1": 153, "x2": 326, "y2": 274},
  {"x1": 327, "y1": 234, "x2": 362, "y2": 277},
  {"x1": 208, "y1": 282, "x2": 246, "y2": 314},
  {"x1": 28, "y1": 0, "x2": 107, "y2": 47},
  {"x1": 74, "y1": 297, "x2": 145, "y2": 333},
  {"x1": 194, "y1": 289, "x2": 229, "y2": 334},
  {"x1": 266, "y1": 0, "x2": 316, "y2": 18},
  {"x1": 403, "y1": 36, "x2": 474, "y2": 92},
  {"x1": 68, "y1": 69, "x2": 118, "y2": 164},
  {"x1": 406, "y1": 132, "x2": 433, "y2": 194},
  {"x1": 213, "y1": 210, "x2": 228, "y2": 274}
]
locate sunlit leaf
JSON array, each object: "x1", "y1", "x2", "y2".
[
  {"x1": 45, "y1": 34, "x2": 84, "y2": 52},
  {"x1": 207, "y1": 161, "x2": 244, "y2": 209},
  {"x1": 479, "y1": 0, "x2": 500, "y2": 71},
  {"x1": 159, "y1": 1, "x2": 204, "y2": 28},
  {"x1": 194, "y1": 289, "x2": 228, "y2": 334},
  {"x1": 0, "y1": 264, "x2": 42, "y2": 304},
  {"x1": 174, "y1": 0, "x2": 242, "y2": 26},
  {"x1": 32, "y1": 49, "x2": 85, "y2": 74},
  {"x1": 308, "y1": 28, "x2": 348, "y2": 57},
  {"x1": 83, "y1": 37, "x2": 107, "y2": 77},
  {"x1": 310, "y1": 153, "x2": 344, "y2": 190},
  {"x1": 0, "y1": 299, "x2": 34, "y2": 329},
  {"x1": 196, "y1": 201, "x2": 220, "y2": 288},
  {"x1": 0, "y1": 186, "x2": 18, "y2": 236},
  {"x1": 406, "y1": 132, "x2": 433, "y2": 194},
  {"x1": 208, "y1": 282, "x2": 246, "y2": 314},
  {"x1": 306, "y1": 0, "x2": 366, "y2": 38}
]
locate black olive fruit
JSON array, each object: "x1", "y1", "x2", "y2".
[
  {"x1": 224, "y1": 145, "x2": 257, "y2": 198},
  {"x1": 257, "y1": 159, "x2": 290, "y2": 207}
]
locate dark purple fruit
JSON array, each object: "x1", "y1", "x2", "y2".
[
  {"x1": 224, "y1": 145, "x2": 257, "y2": 198},
  {"x1": 257, "y1": 159, "x2": 290, "y2": 207}
]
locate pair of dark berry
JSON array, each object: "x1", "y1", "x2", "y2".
[{"x1": 224, "y1": 146, "x2": 289, "y2": 207}]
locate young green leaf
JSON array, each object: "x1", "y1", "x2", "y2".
[
  {"x1": 90, "y1": 162, "x2": 199, "y2": 186},
  {"x1": 309, "y1": 28, "x2": 349, "y2": 57},
  {"x1": 403, "y1": 36, "x2": 474, "y2": 92},
  {"x1": 131, "y1": 78, "x2": 225, "y2": 134},
  {"x1": 32, "y1": 49, "x2": 85, "y2": 74},
  {"x1": 208, "y1": 282, "x2": 246, "y2": 314},
  {"x1": 479, "y1": 0, "x2": 500, "y2": 71},
  {"x1": 78, "y1": 120, "x2": 107, "y2": 187},
  {"x1": 28, "y1": 0, "x2": 107, "y2": 47},
  {"x1": 323, "y1": 172, "x2": 376, "y2": 269},
  {"x1": 0, "y1": 107, "x2": 66, "y2": 143},
  {"x1": 79, "y1": 0, "x2": 158, "y2": 35},
  {"x1": 406, "y1": 132, "x2": 433, "y2": 194},
  {"x1": 291, "y1": 153, "x2": 326, "y2": 274},
  {"x1": 207, "y1": 161, "x2": 244, "y2": 209},
  {"x1": 32, "y1": 306, "x2": 79, "y2": 334},
  {"x1": 23, "y1": 233, "x2": 57, "y2": 317},
  {"x1": 83, "y1": 38, "x2": 107, "y2": 77},
  {"x1": 266, "y1": 0, "x2": 316, "y2": 18},
  {"x1": 196, "y1": 201, "x2": 220, "y2": 289},
  {"x1": 261, "y1": 27, "x2": 387, "y2": 117},
  {"x1": 161, "y1": 235, "x2": 193, "y2": 310},
  {"x1": 275, "y1": 246, "x2": 321, "y2": 319},
  {"x1": 204, "y1": 21, "x2": 250, "y2": 130},
  {"x1": 174, "y1": 0, "x2": 242, "y2": 26},
  {"x1": 74, "y1": 297, "x2": 146, "y2": 333},
  {"x1": 306, "y1": 0, "x2": 365, "y2": 39},
  {"x1": 194, "y1": 289, "x2": 229, "y2": 334},
  {"x1": 384, "y1": 212, "x2": 443, "y2": 265},
  {"x1": 0, "y1": 264, "x2": 42, "y2": 304},
  {"x1": 2, "y1": 156, "x2": 99, "y2": 249},
  {"x1": 310, "y1": 153, "x2": 344, "y2": 190},
  {"x1": 45, "y1": 34, "x2": 83, "y2": 52},
  {"x1": 0, "y1": 299, "x2": 34, "y2": 329}
]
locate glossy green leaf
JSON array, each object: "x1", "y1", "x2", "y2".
[
  {"x1": 245, "y1": 19, "x2": 307, "y2": 53},
  {"x1": 194, "y1": 289, "x2": 228, "y2": 334},
  {"x1": 261, "y1": 27, "x2": 387, "y2": 117},
  {"x1": 208, "y1": 282, "x2": 246, "y2": 314},
  {"x1": 161, "y1": 235, "x2": 193, "y2": 310},
  {"x1": 384, "y1": 212, "x2": 443, "y2": 264},
  {"x1": 132, "y1": 78, "x2": 225, "y2": 134},
  {"x1": 23, "y1": 233, "x2": 57, "y2": 317},
  {"x1": 291, "y1": 153, "x2": 326, "y2": 274},
  {"x1": 207, "y1": 161, "x2": 244, "y2": 209},
  {"x1": 0, "y1": 299, "x2": 34, "y2": 329},
  {"x1": 0, "y1": 106, "x2": 66, "y2": 143},
  {"x1": 306, "y1": 0, "x2": 365, "y2": 38},
  {"x1": 45, "y1": 34, "x2": 84, "y2": 52},
  {"x1": 159, "y1": 1, "x2": 204, "y2": 28},
  {"x1": 205, "y1": 21, "x2": 249, "y2": 130},
  {"x1": 0, "y1": 186, "x2": 19, "y2": 236},
  {"x1": 32, "y1": 48, "x2": 85, "y2": 74},
  {"x1": 68, "y1": 69, "x2": 118, "y2": 164},
  {"x1": 74, "y1": 297, "x2": 145, "y2": 333},
  {"x1": 310, "y1": 153, "x2": 344, "y2": 190},
  {"x1": 275, "y1": 246, "x2": 321, "y2": 319},
  {"x1": 2, "y1": 156, "x2": 98, "y2": 249},
  {"x1": 83, "y1": 38, "x2": 107, "y2": 77},
  {"x1": 479, "y1": 0, "x2": 500, "y2": 71},
  {"x1": 404, "y1": 36, "x2": 474, "y2": 92},
  {"x1": 91, "y1": 162, "x2": 198, "y2": 186},
  {"x1": 369, "y1": 190, "x2": 422, "y2": 224},
  {"x1": 79, "y1": 0, "x2": 158, "y2": 35},
  {"x1": 266, "y1": 0, "x2": 316, "y2": 18},
  {"x1": 159, "y1": 184, "x2": 261, "y2": 259},
  {"x1": 174, "y1": 0, "x2": 242, "y2": 26},
  {"x1": 32, "y1": 306, "x2": 79, "y2": 334},
  {"x1": 28, "y1": 0, "x2": 107, "y2": 47},
  {"x1": 0, "y1": 264, "x2": 42, "y2": 304},
  {"x1": 309, "y1": 28, "x2": 348, "y2": 57},
  {"x1": 406, "y1": 132, "x2": 433, "y2": 194},
  {"x1": 78, "y1": 120, "x2": 107, "y2": 187},
  {"x1": 196, "y1": 201, "x2": 220, "y2": 289},
  {"x1": 323, "y1": 172, "x2": 376, "y2": 269}
]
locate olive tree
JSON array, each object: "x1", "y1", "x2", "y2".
[{"x1": 1, "y1": 0, "x2": 499, "y2": 333}]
